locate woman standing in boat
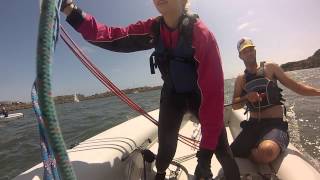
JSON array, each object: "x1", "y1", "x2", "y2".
[
  {"x1": 61, "y1": 0, "x2": 240, "y2": 179},
  {"x1": 231, "y1": 38, "x2": 320, "y2": 164}
]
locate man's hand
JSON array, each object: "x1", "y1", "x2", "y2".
[
  {"x1": 246, "y1": 92, "x2": 263, "y2": 103},
  {"x1": 61, "y1": 0, "x2": 74, "y2": 12},
  {"x1": 61, "y1": 0, "x2": 77, "y2": 16}
]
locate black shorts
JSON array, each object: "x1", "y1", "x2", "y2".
[{"x1": 230, "y1": 117, "x2": 289, "y2": 158}]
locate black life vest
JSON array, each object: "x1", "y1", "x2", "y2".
[
  {"x1": 243, "y1": 62, "x2": 285, "y2": 112},
  {"x1": 149, "y1": 14, "x2": 199, "y2": 93}
]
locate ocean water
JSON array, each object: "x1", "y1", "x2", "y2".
[{"x1": 0, "y1": 68, "x2": 319, "y2": 179}]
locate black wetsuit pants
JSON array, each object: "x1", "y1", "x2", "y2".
[{"x1": 155, "y1": 87, "x2": 240, "y2": 180}]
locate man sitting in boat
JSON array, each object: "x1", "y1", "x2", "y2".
[
  {"x1": 230, "y1": 38, "x2": 320, "y2": 164},
  {"x1": 1, "y1": 106, "x2": 8, "y2": 117}
]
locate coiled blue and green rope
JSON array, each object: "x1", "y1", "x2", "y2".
[{"x1": 33, "y1": 0, "x2": 76, "y2": 179}]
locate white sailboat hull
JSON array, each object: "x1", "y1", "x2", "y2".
[
  {"x1": 14, "y1": 108, "x2": 320, "y2": 179},
  {"x1": 0, "y1": 113, "x2": 24, "y2": 121}
]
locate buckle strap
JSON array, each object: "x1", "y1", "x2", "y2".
[{"x1": 149, "y1": 52, "x2": 157, "y2": 74}]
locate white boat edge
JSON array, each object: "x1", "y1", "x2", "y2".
[{"x1": 14, "y1": 108, "x2": 320, "y2": 180}]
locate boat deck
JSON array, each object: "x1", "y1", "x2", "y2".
[{"x1": 14, "y1": 108, "x2": 320, "y2": 180}]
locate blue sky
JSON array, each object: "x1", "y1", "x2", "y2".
[{"x1": 1, "y1": 0, "x2": 319, "y2": 102}]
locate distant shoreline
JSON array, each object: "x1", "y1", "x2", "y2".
[
  {"x1": 281, "y1": 49, "x2": 320, "y2": 72},
  {"x1": 1, "y1": 86, "x2": 162, "y2": 112}
]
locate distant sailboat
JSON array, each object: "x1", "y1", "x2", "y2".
[{"x1": 74, "y1": 93, "x2": 80, "y2": 103}]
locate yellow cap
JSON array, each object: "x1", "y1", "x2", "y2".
[{"x1": 237, "y1": 38, "x2": 255, "y2": 52}]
